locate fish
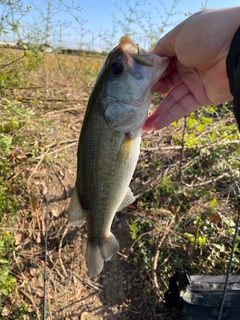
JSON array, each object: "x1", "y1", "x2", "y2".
[{"x1": 68, "y1": 36, "x2": 169, "y2": 277}]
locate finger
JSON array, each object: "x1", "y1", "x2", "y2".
[
  {"x1": 151, "y1": 78, "x2": 173, "y2": 95},
  {"x1": 143, "y1": 83, "x2": 201, "y2": 131},
  {"x1": 153, "y1": 21, "x2": 184, "y2": 57},
  {"x1": 152, "y1": 69, "x2": 181, "y2": 94},
  {"x1": 153, "y1": 34, "x2": 176, "y2": 57},
  {"x1": 153, "y1": 93, "x2": 202, "y2": 130},
  {"x1": 148, "y1": 83, "x2": 191, "y2": 121}
]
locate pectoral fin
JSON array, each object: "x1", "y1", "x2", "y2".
[
  {"x1": 68, "y1": 186, "x2": 86, "y2": 227},
  {"x1": 117, "y1": 187, "x2": 135, "y2": 212}
]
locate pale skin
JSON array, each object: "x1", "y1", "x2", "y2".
[{"x1": 143, "y1": 7, "x2": 240, "y2": 131}]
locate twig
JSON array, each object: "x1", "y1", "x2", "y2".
[
  {"x1": 54, "y1": 267, "x2": 65, "y2": 280},
  {"x1": 67, "y1": 270, "x2": 104, "y2": 291},
  {"x1": 48, "y1": 298, "x2": 53, "y2": 320},
  {"x1": 69, "y1": 118, "x2": 83, "y2": 129},
  {"x1": 130, "y1": 231, "x2": 154, "y2": 250},
  {"x1": 51, "y1": 162, "x2": 69, "y2": 197},
  {"x1": 0, "y1": 54, "x2": 25, "y2": 70},
  {"x1": 43, "y1": 165, "x2": 50, "y2": 320},
  {"x1": 117, "y1": 251, "x2": 129, "y2": 259},
  {"x1": 159, "y1": 252, "x2": 173, "y2": 267},
  {"x1": 12, "y1": 250, "x2": 26, "y2": 280},
  {"x1": 27, "y1": 153, "x2": 47, "y2": 190},
  {"x1": 193, "y1": 219, "x2": 200, "y2": 253},
  {"x1": 49, "y1": 292, "x2": 96, "y2": 318},
  {"x1": 18, "y1": 288, "x2": 41, "y2": 320},
  {"x1": 140, "y1": 139, "x2": 240, "y2": 152},
  {"x1": 179, "y1": 116, "x2": 187, "y2": 180},
  {"x1": 181, "y1": 173, "x2": 228, "y2": 188},
  {"x1": 35, "y1": 142, "x2": 77, "y2": 160},
  {"x1": 152, "y1": 218, "x2": 175, "y2": 300},
  {"x1": 0, "y1": 226, "x2": 48, "y2": 232},
  {"x1": 152, "y1": 248, "x2": 162, "y2": 299},
  {"x1": 44, "y1": 139, "x2": 78, "y2": 150},
  {"x1": 20, "y1": 97, "x2": 79, "y2": 102},
  {"x1": 218, "y1": 186, "x2": 240, "y2": 320},
  {"x1": 134, "y1": 164, "x2": 174, "y2": 199},
  {"x1": 58, "y1": 227, "x2": 69, "y2": 277},
  {"x1": 8, "y1": 169, "x2": 24, "y2": 182},
  {"x1": 45, "y1": 106, "x2": 84, "y2": 116}
]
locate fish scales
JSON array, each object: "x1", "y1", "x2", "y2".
[
  {"x1": 78, "y1": 107, "x2": 139, "y2": 236},
  {"x1": 68, "y1": 36, "x2": 169, "y2": 276}
]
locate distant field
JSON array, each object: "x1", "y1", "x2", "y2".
[{"x1": 0, "y1": 48, "x2": 105, "y2": 89}]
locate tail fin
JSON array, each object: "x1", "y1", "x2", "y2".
[{"x1": 86, "y1": 233, "x2": 119, "y2": 277}]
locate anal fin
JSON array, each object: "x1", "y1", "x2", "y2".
[
  {"x1": 99, "y1": 233, "x2": 119, "y2": 261},
  {"x1": 117, "y1": 187, "x2": 135, "y2": 212},
  {"x1": 68, "y1": 186, "x2": 86, "y2": 227}
]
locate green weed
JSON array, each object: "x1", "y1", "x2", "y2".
[{"x1": 127, "y1": 103, "x2": 240, "y2": 305}]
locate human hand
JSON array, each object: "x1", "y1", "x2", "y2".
[{"x1": 143, "y1": 7, "x2": 240, "y2": 131}]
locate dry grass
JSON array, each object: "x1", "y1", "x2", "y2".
[{"x1": 0, "y1": 48, "x2": 240, "y2": 320}]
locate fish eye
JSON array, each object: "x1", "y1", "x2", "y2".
[{"x1": 110, "y1": 61, "x2": 123, "y2": 75}]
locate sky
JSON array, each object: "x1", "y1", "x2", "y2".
[{"x1": 1, "y1": 0, "x2": 239, "y2": 51}]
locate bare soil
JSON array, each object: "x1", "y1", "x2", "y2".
[
  {"x1": 3, "y1": 68, "x2": 177, "y2": 320},
  {"x1": 4, "y1": 50, "x2": 238, "y2": 320}
]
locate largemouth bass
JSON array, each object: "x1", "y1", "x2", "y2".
[{"x1": 68, "y1": 36, "x2": 169, "y2": 277}]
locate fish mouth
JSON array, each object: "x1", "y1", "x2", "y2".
[
  {"x1": 106, "y1": 36, "x2": 169, "y2": 74},
  {"x1": 116, "y1": 36, "x2": 157, "y2": 67},
  {"x1": 111, "y1": 36, "x2": 139, "y2": 53}
]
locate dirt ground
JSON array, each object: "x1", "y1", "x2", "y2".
[
  {"x1": 2, "y1": 49, "x2": 240, "y2": 320},
  {"x1": 5, "y1": 82, "x2": 178, "y2": 320}
]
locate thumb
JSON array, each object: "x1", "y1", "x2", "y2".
[
  {"x1": 153, "y1": 28, "x2": 179, "y2": 57},
  {"x1": 152, "y1": 11, "x2": 197, "y2": 58}
]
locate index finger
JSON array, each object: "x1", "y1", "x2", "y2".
[
  {"x1": 143, "y1": 83, "x2": 202, "y2": 130},
  {"x1": 152, "y1": 66, "x2": 181, "y2": 94}
]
